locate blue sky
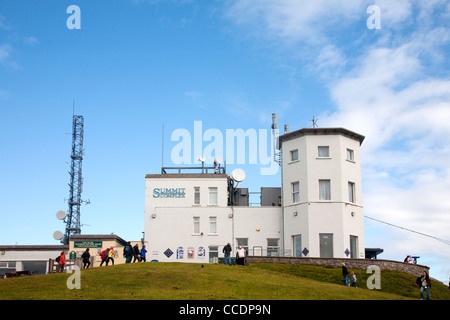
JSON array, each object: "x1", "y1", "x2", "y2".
[{"x1": 1, "y1": 1, "x2": 450, "y2": 283}]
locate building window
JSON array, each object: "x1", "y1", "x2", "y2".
[
  {"x1": 209, "y1": 187, "x2": 218, "y2": 205},
  {"x1": 292, "y1": 182, "x2": 300, "y2": 203},
  {"x1": 209, "y1": 216, "x2": 217, "y2": 234},
  {"x1": 318, "y1": 146, "x2": 330, "y2": 158},
  {"x1": 193, "y1": 217, "x2": 200, "y2": 234},
  {"x1": 267, "y1": 238, "x2": 280, "y2": 256},
  {"x1": 347, "y1": 148, "x2": 354, "y2": 162},
  {"x1": 209, "y1": 246, "x2": 218, "y2": 264},
  {"x1": 290, "y1": 149, "x2": 298, "y2": 162},
  {"x1": 348, "y1": 182, "x2": 355, "y2": 203},
  {"x1": 319, "y1": 179, "x2": 331, "y2": 200},
  {"x1": 236, "y1": 238, "x2": 248, "y2": 253},
  {"x1": 194, "y1": 187, "x2": 200, "y2": 205}
]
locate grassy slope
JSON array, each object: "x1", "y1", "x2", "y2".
[{"x1": 0, "y1": 262, "x2": 449, "y2": 300}]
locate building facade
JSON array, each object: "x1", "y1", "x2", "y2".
[{"x1": 145, "y1": 127, "x2": 366, "y2": 263}]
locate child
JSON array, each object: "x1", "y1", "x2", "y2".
[{"x1": 351, "y1": 271, "x2": 357, "y2": 287}]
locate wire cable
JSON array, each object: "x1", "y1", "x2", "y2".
[{"x1": 364, "y1": 215, "x2": 450, "y2": 246}]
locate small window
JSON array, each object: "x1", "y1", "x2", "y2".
[
  {"x1": 318, "y1": 146, "x2": 330, "y2": 158},
  {"x1": 194, "y1": 187, "x2": 200, "y2": 205},
  {"x1": 193, "y1": 217, "x2": 200, "y2": 234},
  {"x1": 267, "y1": 239, "x2": 280, "y2": 256},
  {"x1": 347, "y1": 149, "x2": 354, "y2": 161},
  {"x1": 209, "y1": 187, "x2": 218, "y2": 205},
  {"x1": 292, "y1": 182, "x2": 300, "y2": 203},
  {"x1": 290, "y1": 149, "x2": 298, "y2": 162},
  {"x1": 209, "y1": 216, "x2": 217, "y2": 234},
  {"x1": 348, "y1": 182, "x2": 355, "y2": 203},
  {"x1": 319, "y1": 179, "x2": 331, "y2": 200}
]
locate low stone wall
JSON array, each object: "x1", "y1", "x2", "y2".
[{"x1": 246, "y1": 256, "x2": 429, "y2": 276}]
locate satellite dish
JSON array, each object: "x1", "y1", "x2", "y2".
[
  {"x1": 197, "y1": 155, "x2": 206, "y2": 162},
  {"x1": 214, "y1": 156, "x2": 222, "y2": 164},
  {"x1": 53, "y1": 231, "x2": 64, "y2": 241},
  {"x1": 231, "y1": 168, "x2": 246, "y2": 182},
  {"x1": 56, "y1": 210, "x2": 66, "y2": 220}
]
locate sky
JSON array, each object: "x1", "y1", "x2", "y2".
[{"x1": 1, "y1": 0, "x2": 449, "y2": 284}]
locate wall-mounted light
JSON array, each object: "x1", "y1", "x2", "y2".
[
  {"x1": 256, "y1": 227, "x2": 260, "y2": 232},
  {"x1": 152, "y1": 214, "x2": 156, "y2": 219},
  {"x1": 351, "y1": 212, "x2": 355, "y2": 217},
  {"x1": 228, "y1": 214, "x2": 233, "y2": 218},
  {"x1": 293, "y1": 211, "x2": 298, "y2": 216}
]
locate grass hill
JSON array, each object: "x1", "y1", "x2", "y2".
[{"x1": 0, "y1": 262, "x2": 449, "y2": 300}]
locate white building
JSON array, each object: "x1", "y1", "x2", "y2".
[{"x1": 144, "y1": 127, "x2": 365, "y2": 263}]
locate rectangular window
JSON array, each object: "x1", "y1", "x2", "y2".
[
  {"x1": 209, "y1": 246, "x2": 218, "y2": 264},
  {"x1": 318, "y1": 146, "x2": 330, "y2": 158},
  {"x1": 319, "y1": 179, "x2": 331, "y2": 200},
  {"x1": 267, "y1": 238, "x2": 280, "y2": 256},
  {"x1": 292, "y1": 182, "x2": 300, "y2": 203},
  {"x1": 236, "y1": 238, "x2": 248, "y2": 252},
  {"x1": 348, "y1": 182, "x2": 355, "y2": 203},
  {"x1": 347, "y1": 148, "x2": 354, "y2": 161},
  {"x1": 194, "y1": 187, "x2": 200, "y2": 205},
  {"x1": 209, "y1": 216, "x2": 217, "y2": 234},
  {"x1": 209, "y1": 187, "x2": 218, "y2": 205},
  {"x1": 290, "y1": 149, "x2": 298, "y2": 162},
  {"x1": 193, "y1": 217, "x2": 200, "y2": 234}
]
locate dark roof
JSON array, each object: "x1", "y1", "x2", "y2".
[
  {"x1": 0, "y1": 245, "x2": 69, "y2": 251},
  {"x1": 279, "y1": 127, "x2": 365, "y2": 145}
]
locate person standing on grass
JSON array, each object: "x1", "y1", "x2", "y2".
[
  {"x1": 81, "y1": 248, "x2": 91, "y2": 269},
  {"x1": 58, "y1": 251, "x2": 66, "y2": 272},
  {"x1": 133, "y1": 243, "x2": 140, "y2": 263},
  {"x1": 351, "y1": 271, "x2": 357, "y2": 287},
  {"x1": 123, "y1": 242, "x2": 133, "y2": 263},
  {"x1": 223, "y1": 243, "x2": 232, "y2": 266},
  {"x1": 140, "y1": 245, "x2": 147, "y2": 262},
  {"x1": 341, "y1": 263, "x2": 350, "y2": 286},
  {"x1": 236, "y1": 246, "x2": 246, "y2": 266},
  {"x1": 419, "y1": 271, "x2": 431, "y2": 300}
]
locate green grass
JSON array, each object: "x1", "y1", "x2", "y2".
[{"x1": 0, "y1": 262, "x2": 449, "y2": 300}]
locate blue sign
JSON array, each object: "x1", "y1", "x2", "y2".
[{"x1": 153, "y1": 188, "x2": 186, "y2": 198}]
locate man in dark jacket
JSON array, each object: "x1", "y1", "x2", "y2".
[
  {"x1": 132, "y1": 244, "x2": 140, "y2": 263},
  {"x1": 223, "y1": 243, "x2": 232, "y2": 266},
  {"x1": 81, "y1": 248, "x2": 90, "y2": 269},
  {"x1": 123, "y1": 242, "x2": 133, "y2": 263}
]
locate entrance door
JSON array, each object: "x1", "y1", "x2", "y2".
[
  {"x1": 319, "y1": 234, "x2": 333, "y2": 258},
  {"x1": 350, "y1": 236, "x2": 358, "y2": 258},
  {"x1": 293, "y1": 235, "x2": 302, "y2": 257}
]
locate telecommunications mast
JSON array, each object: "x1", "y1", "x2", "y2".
[{"x1": 62, "y1": 109, "x2": 85, "y2": 244}]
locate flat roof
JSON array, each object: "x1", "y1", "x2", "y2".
[
  {"x1": 0, "y1": 245, "x2": 69, "y2": 251},
  {"x1": 146, "y1": 174, "x2": 229, "y2": 179},
  {"x1": 69, "y1": 234, "x2": 129, "y2": 246},
  {"x1": 279, "y1": 127, "x2": 365, "y2": 145}
]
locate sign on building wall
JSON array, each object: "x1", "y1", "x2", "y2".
[
  {"x1": 73, "y1": 241, "x2": 103, "y2": 248},
  {"x1": 153, "y1": 188, "x2": 186, "y2": 198}
]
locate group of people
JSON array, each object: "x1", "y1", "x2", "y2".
[
  {"x1": 55, "y1": 242, "x2": 148, "y2": 271},
  {"x1": 123, "y1": 242, "x2": 147, "y2": 263},
  {"x1": 222, "y1": 243, "x2": 246, "y2": 266}
]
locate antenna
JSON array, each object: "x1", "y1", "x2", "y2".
[
  {"x1": 310, "y1": 115, "x2": 318, "y2": 128},
  {"x1": 161, "y1": 123, "x2": 164, "y2": 168},
  {"x1": 271, "y1": 113, "x2": 281, "y2": 166}
]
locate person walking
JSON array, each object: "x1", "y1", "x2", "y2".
[
  {"x1": 419, "y1": 271, "x2": 431, "y2": 300},
  {"x1": 223, "y1": 243, "x2": 232, "y2": 266},
  {"x1": 99, "y1": 248, "x2": 109, "y2": 267},
  {"x1": 123, "y1": 242, "x2": 133, "y2": 263},
  {"x1": 342, "y1": 263, "x2": 350, "y2": 286},
  {"x1": 140, "y1": 245, "x2": 147, "y2": 262},
  {"x1": 351, "y1": 271, "x2": 357, "y2": 287},
  {"x1": 106, "y1": 247, "x2": 115, "y2": 266},
  {"x1": 133, "y1": 244, "x2": 140, "y2": 263},
  {"x1": 58, "y1": 251, "x2": 66, "y2": 272},
  {"x1": 236, "y1": 246, "x2": 246, "y2": 266},
  {"x1": 81, "y1": 248, "x2": 91, "y2": 269}
]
